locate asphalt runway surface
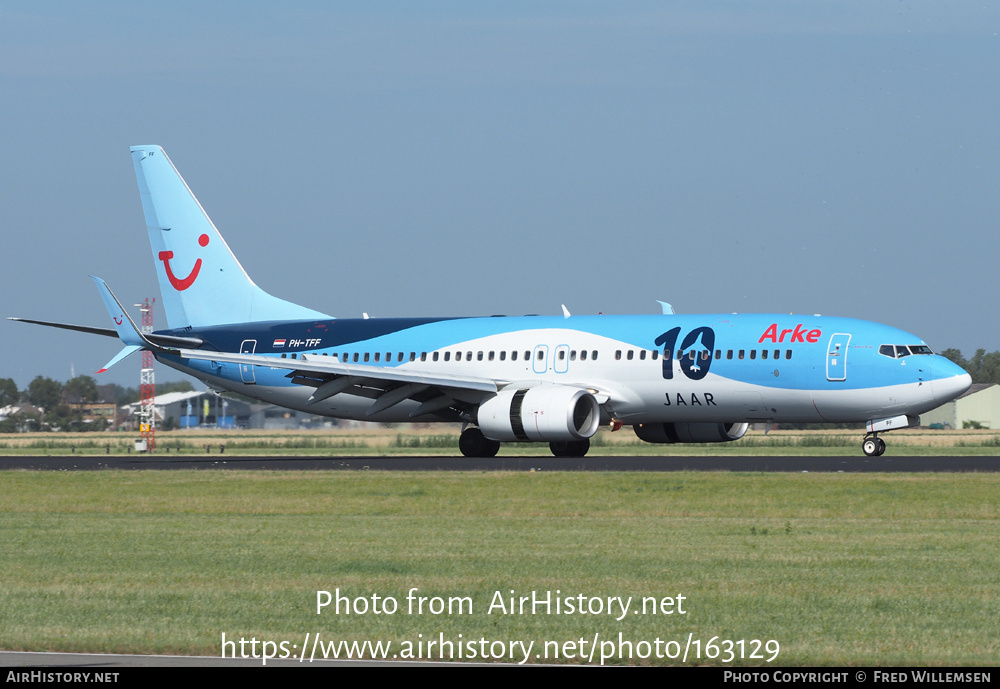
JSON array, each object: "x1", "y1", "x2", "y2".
[{"x1": 1, "y1": 454, "x2": 998, "y2": 472}]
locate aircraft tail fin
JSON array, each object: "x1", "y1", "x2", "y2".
[{"x1": 130, "y1": 145, "x2": 331, "y2": 329}]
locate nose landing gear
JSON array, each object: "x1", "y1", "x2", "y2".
[{"x1": 861, "y1": 414, "x2": 919, "y2": 457}]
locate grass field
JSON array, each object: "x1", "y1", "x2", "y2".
[
  {"x1": 1, "y1": 469, "x2": 998, "y2": 665},
  {"x1": 2, "y1": 426, "x2": 1000, "y2": 456}
]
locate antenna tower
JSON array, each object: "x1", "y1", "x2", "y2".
[{"x1": 137, "y1": 298, "x2": 156, "y2": 452}]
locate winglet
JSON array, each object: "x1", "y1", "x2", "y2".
[
  {"x1": 90, "y1": 276, "x2": 146, "y2": 347},
  {"x1": 657, "y1": 301, "x2": 675, "y2": 315}
]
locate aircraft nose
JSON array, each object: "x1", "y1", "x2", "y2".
[{"x1": 931, "y1": 358, "x2": 972, "y2": 404}]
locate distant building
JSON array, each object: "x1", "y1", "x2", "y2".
[
  {"x1": 922, "y1": 384, "x2": 1000, "y2": 430},
  {"x1": 120, "y1": 391, "x2": 340, "y2": 430},
  {"x1": 68, "y1": 402, "x2": 117, "y2": 426}
]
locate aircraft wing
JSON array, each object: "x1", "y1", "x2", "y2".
[
  {"x1": 7, "y1": 317, "x2": 118, "y2": 339},
  {"x1": 174, "y1": 348, "x2": 500, "y2": 393},
  {"x1": 171, "y1": 347, "x2": 505, "y2": 417}
]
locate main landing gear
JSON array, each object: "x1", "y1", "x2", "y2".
[
  {"x1": 548, "y1": 439, "x2": 591, "y2": 458},
  {"x1": 458, "y1": 428, "x2": 592, "y2": 458},
  {"x1": 459, "y1": 428, "x2": 500, "y2": 458},
  {"x1": 862, "y1": 434, "x2": 886, "y2": 457}
]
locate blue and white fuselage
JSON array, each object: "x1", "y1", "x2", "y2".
[
  {"x1": 12, "y1": 146, "x2": 972, "y2": 457},
  {"x1": 151, "y1": 310, "x2": 969, "y2": 455}
]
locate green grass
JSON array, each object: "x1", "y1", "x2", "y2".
[{"x1": 1, "y1": 471, "x2": 998, "y2": 665}]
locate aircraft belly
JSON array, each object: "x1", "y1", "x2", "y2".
[
  {"x1": 810, "y1": 382, "x2": 931, "y2": 422},
  {"x1": 618, "y1": 377, "x2": 820, "y2": 424}
]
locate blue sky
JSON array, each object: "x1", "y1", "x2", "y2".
[{"x1": 2, "y1": 2, "x2": 998, "y2": 390}]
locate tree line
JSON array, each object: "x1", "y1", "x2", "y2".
[
  {"x1": 939, "y1": 349, "x2": 1000, "y2": 387},
  {"x1": 0, "y1": 375, "x2": 193, "y2": 432}
]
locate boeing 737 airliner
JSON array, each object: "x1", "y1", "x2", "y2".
[{"x1": 12, "y1": 146, "x2": 972, "y2": 457}]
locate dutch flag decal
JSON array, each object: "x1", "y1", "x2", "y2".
[{"x1": 273, "y1": 339, "x2": 286, "y2": 348}]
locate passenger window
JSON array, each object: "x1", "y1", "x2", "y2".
[
  {"x1": 512, "y1": 351, "x2": 518, "y2": 361},
  {"x1": 433, "y1": 352, "x2": 439, "y2": 362},
  {"x1": 500, "y1": 351, "x2": 506, "y2": 361},
  {"x1": 477, "y1": 351, "x2": 484, "y2": 361},
  {"x1": 558, "y1": 350, "x2": 565, "y2": 361},
  {"x1": 615, "y1": 350, "x2": 622, "y2": 360},
  {"x1": 639, "y1": 350, "x2": 646, "y2": 360},
  {"x1": 715, "y1": 350, "x2": 722, "y2": 360},
  {"x1": 750, "y1": 350, "x2": 756, "y2": 360},
  {"x1": 536, "y1": 350, "x2": 544, "y2": 360},
  {"x1": 627, "y1": 350, "x2": 634, "y2": 360},
  {"x1": 421, "y1": 352, "x2": 427, "y2": 362},
  {"x1": 651, "y1": 350, "x2": 658, "y2": 360},
  {"x1": 353, "y1": 353, "x2": 359, "y2": 363},
  {"x1": 580, "y1": 350, "x2": 587, "y2": 361},
  {"x1": 364, "y1": 353, "x2": 370, "y2": 362},
  {"x1": 592, "y1": 351, "x2": 598, "y2": 361},
  {"x1": 738, "y1": 350, "x2": 745, "y2": 360},
  {"x1": 467, "y1": 352, "x2": 473, "y2": 361},
  {"x1": 785, "y1": 350, "x2": 792, "y2": 360},
  {"x1": 762, "y1": 350, "x2": 768, "y2": 360},
  {"x1": 410, "y1": 353, "x2": 416, "y2": 362},
  {"x1": 374, "y1": 353, "x2": 380, "y2": 362}
]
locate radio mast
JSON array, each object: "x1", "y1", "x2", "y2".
[{"x1": 136, "y1": 298, "x2": 156, "y2": 452}]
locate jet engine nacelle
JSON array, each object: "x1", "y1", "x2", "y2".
[
  {"x1": 634, "y1": 422, "x2": 749, "y2": 444},
  {"x1": 477, "y1": 385, "x2": 601, "y2": 442}
]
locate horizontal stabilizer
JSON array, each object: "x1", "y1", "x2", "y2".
[{"x1": 97, "y1": 345, "x2": 142, "y2": 374}]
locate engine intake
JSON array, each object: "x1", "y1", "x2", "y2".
[
  {"x1": 634, "y1": 422, "x2": 749, "y2": 444},
  {"x1": 478, "y1": 385, "x2": 601, "y2": 442}
]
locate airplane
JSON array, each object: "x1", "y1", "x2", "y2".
[{"x1": 10, "y1": 145, "x2": 972, "y2": 458}]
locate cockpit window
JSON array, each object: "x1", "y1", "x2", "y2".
[{"x1": 879, "y1": 344, "x2": 935, "y2": 359}]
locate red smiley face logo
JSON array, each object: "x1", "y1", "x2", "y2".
[{"x1": 159, "y1": 233, "x2": 210, "y2": 291}]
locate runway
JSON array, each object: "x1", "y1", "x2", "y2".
[{"x1": 1, "y1": 455, "x2": 998, "y2": 472}]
